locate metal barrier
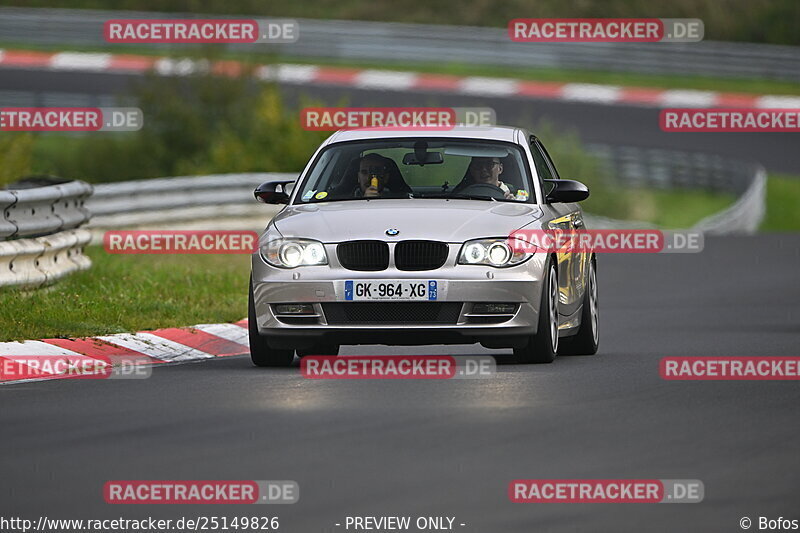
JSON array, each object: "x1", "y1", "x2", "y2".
[
  {"x1": 0, "y1": 229, "x2": 92, "y2": 288},
  {"x1": 0, "y1": 7, "x2": 799, "y2": 81},
  {"x1": 587, "y1": 144, "x2": 758, "y2": 194},
  {"x1": 86, "y1": 173, "x2": 294, "y2": 229},
  {"x1": 1, "y1": 180, "x2": 94, "y2": 288},
  {"x1": 1, "y1": 180, "x2": 93, "y2": 239},
  {"x1": 0, "y1": 191, "x2": 15, "y2": 237},
  {"x1": 694, "y1": 166, "x2": 767, "y2": 234},
  {"x1": 586, "y1": 144, "x2": 765, "y2": 233}
]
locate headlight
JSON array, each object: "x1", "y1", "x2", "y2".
[
  {"x1": 458, "y1": 238, "x2": 534, "y2": 267},
  {"x1": 261, "y1": 239, "x2": 328, "y2": 268}
]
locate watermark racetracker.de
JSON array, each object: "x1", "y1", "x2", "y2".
[
  {"x1": 0, "y1": 107, "x2": 143, "y2": 131},
  {"x1": 0, "y1": 355, "x2": 152, "y2": 382},
  {"x1": 661, "y1": 357, "x2": 800, "y2": 380},
  {"x1": 103, "y1": 230, "x2": 259, "y2": 254},
  {"x1": 300, "y1": 107, "x2": 496, "y2": 131},
  {"x1": 301, "y1": 355, "x2": 496, "y2": 379},
  {"x1": 508, "y1": 229, "x2": 704, "y2": 254},
  {"x1": 509, "y1": 479, "x2": 704, "y2": 503},
  {"x1": 509, "y1": 18, "x2": 704, "y2": 43},
  {"x1": 104, "y1": 19, "x2": 299, "y2": 44},
  {"x1": 104, "y1": 480, "x2": 299, "y2": 504},
  {"x1": 661, "y1": 108, "x2": 800, "y2": 132}
]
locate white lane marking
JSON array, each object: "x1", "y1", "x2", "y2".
[
  {"x1": 660, "y1": 89, "x2": 717, "y2": 108},
  {"x1": 273, "y1": 64, "x2": 319, "y2": 83},
  {"x1": 96, "y1": 332, "x2": 214, "y2": 362},
  {"x1": 50, "y1": 52, "x2": 111, "y2": 71},
  {"x1": 354, "y1": 70, "x2": 417, "y2": 90},
  {"x1": 562, "y1": 83, "x2": 622, "y2": 103},
  {"x1": 458, "y1": 76, "x2": 519, "y2": 96},
  {"x1": 154, "y1": 57, "x2": 205, "y2": 76},
  {"x1": 755, "y1": 95, "x2": 800, "y2": 108},
  {"x1": 193, "y1": 324, "x2": 249, "y2": 347},
  {"x1": 253, "y1": 65, "x2": 273, "y2": 80}
]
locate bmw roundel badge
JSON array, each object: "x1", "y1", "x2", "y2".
[{"x1": 385, "y1": 228, "x2": 400, "y2": 236}]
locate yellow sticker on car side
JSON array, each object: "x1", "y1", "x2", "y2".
[{"x1": 315, "y1": 191, "x2": 328, "y2": 199}]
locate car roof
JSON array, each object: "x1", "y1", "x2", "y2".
[{"x1": 323, "y1": 125, "x2": 523, "y2": 146}]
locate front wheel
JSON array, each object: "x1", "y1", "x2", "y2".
[
  {"x1": 248, "y1": 278, "x2": 294, "y2": 367},
  {"x1": 559, "y1": 258, "x2": 599, "y2": 356},
  {"x1": 513, "y1": 260, "x2": 559, "y2": 364}
]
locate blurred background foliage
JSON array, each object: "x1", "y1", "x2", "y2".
[
  {"x1": 5, "y1": 73, "x2": 329, "y2": 183},
  {"x1": 1, "y1": 0, "x2": 797, "y2": 45},
  {"x1": 0, "y1": 134, "x2": 34, "y2": 187},
  {"x1": 0, "y1": 68, "x2": 751, "y2": 226}
]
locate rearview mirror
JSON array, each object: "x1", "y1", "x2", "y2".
[
  {"x1": 544, "y1": 179, "x2": 590, "y2": 203},
  {"x1": 254, "y1": 180, "x2": 294, "y2": 204},
  {"x1": 402, "y1": 152, "x2": 444, "y2": 166}
]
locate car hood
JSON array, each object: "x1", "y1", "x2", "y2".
[{"x1": 271, "y1": 199, "x2": 544, "y2": 242}]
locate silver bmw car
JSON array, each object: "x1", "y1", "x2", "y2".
[{"x1": 249, "y1": 126, "x2": 598, "y2": 366}]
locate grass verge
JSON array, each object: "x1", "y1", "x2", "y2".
[
  {"x1": 762, "y1": 174, "x2": 800, "y2": 231},
  {"x1": 0, "y1": 246, "x2": 250, "y2": 342},
  {"x1": 623, "y1": 188, "x2": 736, "y2": 228}
]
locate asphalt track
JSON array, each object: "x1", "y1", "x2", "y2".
[
  {"x1": 0, "y1": 67, "x2": 798, "y2": 173},
  {"x1": 2, "y1": 235, "x2": 799, "y2": 532}
]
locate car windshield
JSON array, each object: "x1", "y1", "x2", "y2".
[{"x1": 294, "y1": 139, "x2": 535, "y2": 204}]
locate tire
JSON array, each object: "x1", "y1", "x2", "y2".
[
  {"x1": 248, "y1": 277, "x2": 294, "y2": 367},
  {"x1": 297, "y1": 345, "x2": 340, "y2": 357},
  {"x1": 559, "y1": 258, "x2": 599, "y2": 356},
  {"x1": 513, "y1": 260, "x2": 559, "y2": 364}
]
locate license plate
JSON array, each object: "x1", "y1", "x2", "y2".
[{"x1": 344, "y1": 280, "x2": 437, "y2": 301}]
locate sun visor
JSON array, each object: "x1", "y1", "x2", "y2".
[{"x1": 443, "y1": 146, "x2": 511, "y2": 157}]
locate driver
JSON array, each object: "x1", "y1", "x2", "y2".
[
  {"x1": 355, "y1": 154, "x2": 393, "y2": 198},
  {"x1": 456, "y1": 157, "x2": 515, "y2": 200}
]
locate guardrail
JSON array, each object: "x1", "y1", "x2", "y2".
[
  {"x1": 694, "y1": 166, "x2": 767, "y2": 234},
  {"x1": 1, "y1": 180, "x2": 93, "y2": 239},
  {"x1": 1, "y1": 180, "x2": 94, "y2": 288},
  {"x1": 86, "y1": 173, "x2": 294, "y2": 230},
  {"x1": 0, "y1": 7, "x2": 798, "y2": 81},
  {"x1": 587, "y1": 144, "x2": 758, "y2": 194},
  {"x1": 586, "y1": 144, "x2": 765, "y2": 233}
]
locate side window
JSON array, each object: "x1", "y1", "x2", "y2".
[
  {"x1": 529, "y1": 136, "x2": 553, "y2": 199},
  {"x1": 530, "y1": 142, "x2": 553, "y2": 181},
  {"x1": 536, "y1": 140, "x2": 561, "y2": 179}
]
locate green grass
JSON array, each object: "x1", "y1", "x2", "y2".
[
  {"x1": 625, "y1": 188, "x2": 736, "y2": 229},
  {"x1": 29, "y1": 134, "x2": 85, "y2": 178},
  {"x1": 2, "y1": 40, "x2": 799, "y2": 96},
  {"x1": 0, "y1": 246, "x2": 251, "y2": 342},
  {"x1": 761, "y1": 174, "x2": 800, "y2": 231}
]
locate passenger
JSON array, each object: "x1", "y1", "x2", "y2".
[{"x1": 455, "y1": 157, "x2": 516, "y2": 200}]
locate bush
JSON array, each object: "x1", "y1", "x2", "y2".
[
  {"x1": 27, "y1": 71, "x2": 329, "y2": 181},
  {"x1": 0, "y1": 135, "x2": 34, "y2": 188}
]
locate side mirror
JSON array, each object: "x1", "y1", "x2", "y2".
[
  {"x1": 254, "y1": 180, "x2": 294, "y2": 204},
  {"x1": 544, "y1": 179, "x2": 590, "y2": 203}
]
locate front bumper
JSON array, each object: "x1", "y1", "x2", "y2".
[{"x1": 251, "y1": 248, "x2": 548, "y2": 348}]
